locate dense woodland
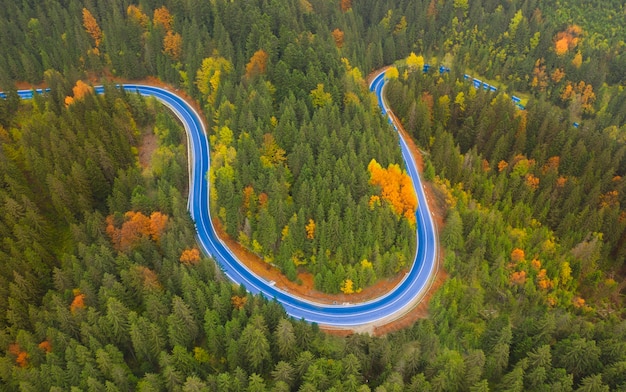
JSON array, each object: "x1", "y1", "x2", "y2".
[{"x1": 1, "y1": 0, "x2": 626, "y2": 390}]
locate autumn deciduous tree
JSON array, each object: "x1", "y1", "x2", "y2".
[
  {"x1": 525, "y1": 174, "x2": 540, "y2": 190},
  {"x1": 9, "y1": 343, "x2": 28, "y2": 368},
  {"x1": 148, "y1": 212, "x2": 168, "y2": 243},
  {"x1": 242, "y1": 185, "x2": 255, "y2": 211},
  {"x1": 305, "y1": 219, "x2": 316, "y2": 239},
  {"x1": 340, "y1": 0, "x2": 352, "y2": 12},
  {"x1": 153, "y1": 6, "x2": 173, "y2": 31},
  {"x1": 310, "y1": 84, "x2": 332, "y2": 108},
  {"x1": 137, "y1": 266, "x2": 161, "y2": 290},
  {"x1": 341, "y1": 279, "x2": 354, "y2": 294},
  {"x1": 127, "y1": 5, "x2": 149, "y2": 28},
  {"x1": 531, "y1": 59, "x2": 548, "y2": 91},
  {"x1": 245, "y1": 49, "x2": 269, "y2": 78},
  {"x1": 331, "y1": 28, "x2": 344, "y2": 48},
  {"x1": 64, "y1": 80, "x2": 94, "y2": 106},
  {"x1": 571, "y1": 52, "x2": 583, "y2": 68},
  {"x1": 82, "y1": 8, "x2": 102, "y2": 49},
  {"x1": 260, "y1": 134, "x2": 286, "y2": 167},
  {"x1": 511, "y1": 248, "x2": 525, "y2": 263},
  {"x1": 510, "y1": 270, "x2": 526, "y2": 286},
  {"x1": 70, "y1": 289, "x2": 86, "y2": 313},
  {"x1": 231, "y1": 295, "x2": 247, "y2": 310},
  {"x1": 180, "y1": 248, "x2": 201, "y2": 265},
  {"x1": 560, "y1": 80, "x2": 596, "y2": 115},
  {"x1": 385, "y1": 66, "x2": 399, "y2": 80},
  {"x1": 406, "y1": 52, "x2": 425, "y2": 71},
  {"x1": 554, "y1": 25, "x2": 582, "y2": 55},
  {"x1": 163, "y1": 31, "x2": 182, "y2": 60},
  {"x1": 368, "y1": 159, "x2": 417, "y2": 224},
  {"x1": 196, "y1": 53, "x2": 232, "y2": 103},
  {"x1": 105, "y1": 211, "x2": 169, "y2": 252},
  {"x1": 38, "y1": 340, "x2": 52, "y2": 353}
]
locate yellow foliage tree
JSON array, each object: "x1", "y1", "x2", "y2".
[
  {"x1": 571, "y1": 52, "x2": 582, "y2": 68},
  {"x1": 305, "y1": 219, "x2": 316, "y2": 239},
  {"x1": 310, "y1": 83, "x2": 332, "y2": 108},
  {"x1": 385, "y1": 66, "x2": 399, "y2": 80},
  {"x1": 406, "y1": 52, "x2": 425, "y2": 71},
  {"x1": 82, "y1": 8, "x2": 102, "y2": 49},
  {"x1": 341, "y1": 279, "x2": 354, "y2": 294},
  {"x1": 260, "y1": 133, "x2": 286, "y2": 167},
  {"x1": 196, "y1": 54, "x2": 232, "y2": 103},
  {"x1": 368, "y1": 159, "x2": 417, "y2": 225}
]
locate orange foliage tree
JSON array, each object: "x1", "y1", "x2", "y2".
[
  {"x1": 231, "y1": 295, "x2": 247, "y2": 310},
  {"x1": 531, "y1": 59, "x2": 548, "y2": 91},
  {"x1": 180, "y1": 248, "x2": 201, "y2": 265},
  {"x1": 258, "y1": 192, "x2": 268, "y2": 208},
  {"x1": 153, "y1": 6, "x2": 173, "y2": 31},
  {"x1": 65, "y1": 80, "x2": 94, "y2": 106},
  {"x1": 551, "y1": 68, "x2": 565, "y2": 83},
  {"x1": 331, "y1": 28, "x2": 344, "y2": 48},
  {"x1": 163, "y1": 31, "x2": 182, "y2": 60},
  {"x1": 340, "y1": 0, "x2": 352, "y2": 12},
  {"x1": 554, "y1": 25, "x2": 582, "y2": 55},
  {"x1": 525, "y1": 174, "x2": 540, "y2": 190},
  {"x1": 245, "y1": 49, "x2": 269, "y2": 78},
  {"x1": 368, "y1": 159, "x2": 417, "y2": 225},
  {"x1": 560, "y1": 80, "x2": 596, "y2": 115},
  {"x1": 82, "y1": 8, "x2": 102, "y2": 49},
  {"x1": 511, "y1": 248, "x2": 525, "y2": 263},
  {"x1": 70, "y1": 290, "x2": 86, "y2": 313},
  {"x1": 38, "y1": 340, "x2": 52, "y2": 353},
  {"x1": 542, "y1": 156, "x2": 560, "y2": 174},
  {"x1": 242, "y1": 185, "x2": 255, "y2": 211},
  {"x1": 105, "y1": 211, "x2": 169, "y2": 252},
  {"x1": 9, "y1": 343, "x2": 29, "y2": 368},
  {"x1": 510, "y1": 270, "x2": 527, "y2": 286}
]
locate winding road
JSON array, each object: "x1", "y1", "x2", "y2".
[{"x1": 8, "y1": 69, "x2": 438, "y2": 328}]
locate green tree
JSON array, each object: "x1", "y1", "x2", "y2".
[{"x1": 240, "y1": 316, "x2": 270, "y2": 373}]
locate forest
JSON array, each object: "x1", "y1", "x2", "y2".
[{"x1": 1, "y1": 0, "x2": 626, "y2": 390}]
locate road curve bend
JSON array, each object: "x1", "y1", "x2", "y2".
[{"x1": 10, "y1": 72, "x2": 437, "y2": 328}]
